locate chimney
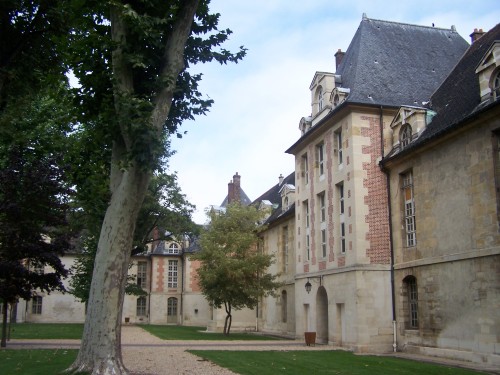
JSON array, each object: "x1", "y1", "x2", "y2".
[
  {"x1": 227, "y1": 179, "x2": 235, "y2": 204},
  {"x1": 232, "y1": 172, "x2": 241, "y2": 203},
  {"x1": 278, "y1": 174, "x2": 284, "y2": 186},
  {"x1": 470, "y1": 28, "x2": 485, "y2": 43},
  {"x1": 335, "y1": 49, "x2": 345, "y2": 70}
]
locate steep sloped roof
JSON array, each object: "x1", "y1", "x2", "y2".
[
  {"x1": 416, "y1": 23, "x2": 500, "y2": 143},
  {"x1": 338, "y1": 17, "x2": 469, "y2": 107},
  {"x1": 220, "y1": 189, "x2": 252, "y2": 207},
  {"x1": 286, "y1": 16, "x2": 470, "y2": 155},
  {"x1": 252, "y1": 172, "x2": 296, "y2": 226},
  {"x1": 382, "y1": 23, "x2": 500, "y2": 163}
]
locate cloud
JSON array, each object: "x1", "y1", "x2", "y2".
[{"x1": 170, "y1": 0, "x2": 500, "y2": 224}]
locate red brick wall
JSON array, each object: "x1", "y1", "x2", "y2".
[{"x1": 361, "y1": 115, "x2": 391, "y2": 264}]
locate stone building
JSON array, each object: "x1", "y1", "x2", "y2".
[
  {"x1": 381, "y1": 24, "x2": 500, "y2": 365},
  {"x1": 280, "y1": 15, "x2": 469, "y2": 353}
]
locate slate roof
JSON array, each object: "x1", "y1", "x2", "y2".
[
  {"x1": 252, "y1": 172, "x2": 296, "y2": 226},
  {"x1": 338, "y1": 16, "x2": 470, "y2": 107},
  {"x1": 286, "y1": 16, "x2": 469, "y2": 155},
  {"x1": 220, "y1": 189, "x2": 252, "y2": 207},
  {"x1": 416, "y1": 23, "x2": 500, "y2": 144},
  {"x1": 382, "y1": 23, "x2": 500, "y2": 162}
]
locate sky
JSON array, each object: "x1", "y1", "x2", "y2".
[{"x1": 169, "y1": 0, "x2": 500, "y2": 224}]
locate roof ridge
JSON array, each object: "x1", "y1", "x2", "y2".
[{"x1": 364, "y1": 16, "x2": 458, "y2": 33}]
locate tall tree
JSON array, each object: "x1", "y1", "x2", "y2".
[
  {"x1": 193, "y1": 203, "x2": 281, "y2": 335},
  {"x1": 65, "y1": 1, "x2": 245, "y2": 373},
  {"x1": 0, "y1": 85, "x2": 73, "y2": 347}
]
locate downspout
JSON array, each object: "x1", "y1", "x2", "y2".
[
  {"x1": 379, "y1": 106, "x2": 397, "y2": 352},
  {"x1": 180, "y1": 242, "x2": 185, "y2": 325}
]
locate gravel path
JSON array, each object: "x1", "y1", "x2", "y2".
[{"x1": 7, "y1": 326, "x2": 499, "y2": 375}]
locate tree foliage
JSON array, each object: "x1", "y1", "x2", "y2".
[
  {"x1": 193, "y1": 203, "x2": 281, "y2": 335},
  {"x1": 0, "y1": 86, "x2": 73, "y2": 347}
]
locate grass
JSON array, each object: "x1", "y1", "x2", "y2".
[
  {"x1": 142, "y1": 324, "x2": 281, "y2": 340},
  {"x1": 188, "y1": 350, "x2": 489, "y2": 375},
  {"x1": 0, "y1": 349, "x2": 78, "y2": 375},
  {"x1": 8, "y1": 323, "x2": 84, "y2": 340}
]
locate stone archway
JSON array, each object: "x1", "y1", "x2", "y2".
[{"x1": 316, "y1": 286, "x2": 329, "y2": 343}]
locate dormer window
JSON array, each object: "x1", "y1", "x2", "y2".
[
  {"x1": 400, "y1": 124, "x2": 412, "y2": 149},
  {"x1": 492, "y1": 69, "x2": 500, "y2": 101},
  {"x1": 318, "y1": 86, "x2": 324, "y2": 111},
  {"x1": 333, "y1": 94, "x2": 340, "y2": 107}
]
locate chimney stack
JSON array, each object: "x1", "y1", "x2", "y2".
[
  {"x1": 233, "y1": 172, "x2": 241, "y2": 203},
  {"x1": 278, "y1": 174, "x2": 284, "y2": 186},
  {"x1": 470, "y1": 28, "x2": 485, "y2": 43},
  {"x1": 335, "y1": 49, "x2": 345, "y2": 70},
  {"x1": 227, "y1": 172, "x2": 241, "y2": 204}
]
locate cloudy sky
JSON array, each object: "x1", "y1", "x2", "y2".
[{"x1": 169, "y1": 0, "x2": 500, "y2": 224}]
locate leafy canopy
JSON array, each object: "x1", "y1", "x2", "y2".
[{"x1": 193, "y1": 204, "x2": 281, "y2": 315}]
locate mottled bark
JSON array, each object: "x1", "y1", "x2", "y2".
[{"x1": 66, "y1": 1, "x2": 199, "y2": 374}]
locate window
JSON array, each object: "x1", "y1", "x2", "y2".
[
  {"x1": 282, "y1": 226, "x2": 289, "y2": 273},
  {"x1": 167, "y1": 297, "x2": 178, "y2": 316},
  {"x1": 336, "y1": 130, "x2": 343, "y2": 165},
  {"x1": 306, "y1": 234, "x2": 310, "y2": 261},
  {"x1": 316, "y1": 142, "x2": 324, "y2": 176},
  {"x1": 136, "y1": 296, "x2": 147, "y2": 316},
  {"x1": 318, "y1": 86, "x2": 324, "y2": 112},
  {"x1": 284, "y1": 196, "x2": 289, "y2": 211},
  {"x1": 321, "y1": 229, "x2": 327, "y2": 258},
  {"x1": 281, "y1": 291, "x2": 287, "y2": 323},
  {"x1": 137, "y1": 261, "x2": 147, "y2": 289},
  {"x1": 338, "y1": 183, "x2": 345, "y2": 254},
  {"x1": 168, "y1": 260, "x2": 178, "y2": 288},
  {"x1": 402, "y1": 172, "x2": 416, "y2": 247},
  {"x1": 304, "y1": 200, "x2": 309, "y2": 228},
  {"x1": 404, "y1": 276, "x2": 418, "y2": 329},
  {"x1": 318, "y1": 192, "x2": 326, "y2": 222},
  {"x1": 302, "y1": 153, "x2": 309, "y2": 184},
  {"x1": 400, "y1": 124, "x2": 412, "y2": 149},
  {"x1": 492, "y1": 70, "x2": 500, "y2": 100},
  {"x1": 32, "y1": 296, "x2": 42, "y2": 315},
  {"x1": 167, "y1": 243, "x2": 180, "y2": 254},
  {"x1": 333, "y1": 94, "x2": 340, "y2": 107}
]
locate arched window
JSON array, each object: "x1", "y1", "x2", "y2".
[
  {"x1": 136, "y1": 296, "x2": 147, "y2": 316},
  {"x1": 281, "y1": 291, "x2": 287, "y2": 322},
  {"x1": 318, "y1": 86, "x2": 324, "y2": 112},
  {"x1": 168, "y1": 243, "x2": 180, "y2": 254},
  {"x1": 167, "y1": 297, "x2": 178, "y2": 317},
  {"x1": 492, "y1": 69, "x2": 500, "y2": 100},
  {"x1": 403, "y1": 276, "x2": 418, "y2": 329},
  {"x1": 400, "y1": 124, "x2": 412, "y2": 149},
  {"x1": 333, "y1": 94, "x2": 340, "y2": 107}
]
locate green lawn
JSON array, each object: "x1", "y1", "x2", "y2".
[
  {"x1": 8, "y1": 323, "x2": 84, "y2": 340},
  {"x1": 142, "y1": 324, "x2": 281, "y2": 340},
  {"x1": 0, "y1": 349, "x2": 78, "y2": 375},
  {"x1": 188, "y1": 350, "x2": 488, "y2": 375}
]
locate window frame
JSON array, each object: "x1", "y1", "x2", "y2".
[
  {"x1": 316, "y1": 142, "x2": 325, "y2": 176},
  {"x1": 402, "y1": 171, "x2": 416, "y2": 247},
  {"x1": 168, "y1": 259, "x2": 178, "y2": 288},
  {"x1": 137, "y1": 261, "x2": 147, "y2": 289},
  {"x1": 404, "y1": 276, "x2": 419, "y2": 329},
  {"x1": 400, "y1": 124, "x2": 412, "y2": 149},
  {"x1": 136, "y1": 296, "x2": 147, "y2": 316},
  {"x1": 336, "y1": 129, "x2": 343, "y2": 165},
  {"x1": 32, "y1": 296, "x2": 43, "y2": 315}
]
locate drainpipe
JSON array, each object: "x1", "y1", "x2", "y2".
[{"x1": 379, "y1": 106, "x2": 397, "y2": 352}]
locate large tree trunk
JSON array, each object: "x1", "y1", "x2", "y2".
[
  {"x1": 66, "y1": 164, "x2": 150, "y2": 374},
  {"x1": 1, "y1": 301, "x2": 7, "y2": 347},
  {"x1": 66, "y1": 2, "x2": 199, "y2": 374}
]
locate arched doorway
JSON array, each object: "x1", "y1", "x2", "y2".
[
  {"x1": 167, "y1": 297, "x2": 178, "y2": 324},
  {"x1": 316, "y1": 286, "x2": 329, "y2": 343}
]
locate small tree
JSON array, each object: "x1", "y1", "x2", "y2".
[{"x1": 193, "y1": 203, "x2": 281, "y2": 335}]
